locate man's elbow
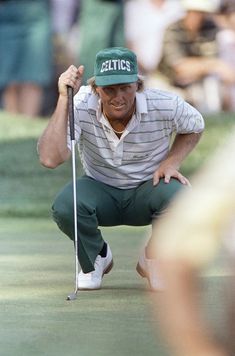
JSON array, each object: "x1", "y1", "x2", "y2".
[
  {"x1": 38, "y1": 147, "x2": 71, "y2": 169},
  {"x1": 39, "y1": 156, "x2": 61, "y2": 169}
]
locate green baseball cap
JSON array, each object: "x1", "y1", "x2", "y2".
[{"x1": 94, "y1": 47, "x2": 138, "y2": 87}]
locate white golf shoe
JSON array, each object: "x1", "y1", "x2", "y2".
[
  {"x1": 78, "y1": 243, "x2": 113, "y2": 290},
  {"x1": 136, "y1": 249, "x2": 164, "y2": 291}
]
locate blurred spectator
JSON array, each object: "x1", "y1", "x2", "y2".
[
  {"x1": 216, "y1": 0, "x2": 235, "y2": 111},
  {"x1": 0, "y1": 0, "x2": 53, "y2": 118},
  {"x1": 157, "y1": 0, "x2": 235, "y2": 113},
  {"x1": 50, "y1": 0, "x2": 80, "y2": 72},
  {"x1": 124, "y1": 0, "x2": 184, "y2": 81},
  {"x1": 76, "y1": 0, "x2": 125, "y2": 84},
  {"x1": 51, "y1": 0, "x2": 80, "y2": 36},
  {"x1": 41, "y1": 0, "x2": 81, "y2": 116},
  {"x1": 152, "y1": 128, "x2": 235, "y2": 356}
]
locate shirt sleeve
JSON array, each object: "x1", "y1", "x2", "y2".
[{"x1": 171, "y1": 95, "x2": 205, "y2": 134}]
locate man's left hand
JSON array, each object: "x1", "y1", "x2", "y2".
[{"x1": 153, "y1": 162, "x2": 191, "y2": 186}]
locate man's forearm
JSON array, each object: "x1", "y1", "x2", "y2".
[
  {"x1": 37, "y1": 95, "x2": 71, "y2": 168},
  {"x1": 174, "y1": 57, "x2": 235, "y2": 85},
  {"x1": 153, "y1": 132, "x2": 202, "y2": 186},
  {"x1": 166, "y1": 132, "x2": 202, "y2": 169}
]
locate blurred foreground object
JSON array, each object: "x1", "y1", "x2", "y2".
[{"x1": 152, "y1": 127, "x2": 235, "y2": 356}]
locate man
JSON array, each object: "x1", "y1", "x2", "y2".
[
  {"x1": 157, "y1": 0, "x2": 235, "y2": 113},
  {"x1": 125, "y1": 0, "x2": 184, "y2": 76},
  {"x1": 37, "y1": 47, "x2": 204, "y2": 291}
]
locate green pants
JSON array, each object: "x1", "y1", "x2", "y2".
[{"x1": 52, "y1": 175, "x2": 183, "y2": 272}]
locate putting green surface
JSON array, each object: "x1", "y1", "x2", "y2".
[
  {"x1": 1, "y1": 218, "x2": 230, "y2": 356},
  {"x1": 1, "y1": 112, "x2": 233, "y2": 356},
  {"x1": 1, "y1": 218, "x2": 171, "y2": 356}
]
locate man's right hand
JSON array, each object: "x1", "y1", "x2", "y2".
[{"x1": 58, "y1": 65, "x2": 85, "y2": 97}]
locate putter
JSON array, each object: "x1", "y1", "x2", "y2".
[{"x1": 66, "y1": 86, "x2": 79, "y2": 301}]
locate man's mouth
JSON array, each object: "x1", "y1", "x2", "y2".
[{"x1": 111, "y1": 104, "x2": 125, "y2": 110}]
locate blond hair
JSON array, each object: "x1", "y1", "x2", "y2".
[{"x1": 87, "y1": 75, "x2": 145, "y2": 94}]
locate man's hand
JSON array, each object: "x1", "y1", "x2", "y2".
[
  {"x1": 153, "y1": 160, "x2": 191, "y2": 186},
  {"x1": 58, "y1": 65, "x2": 85, "y2": 97},
  {"x1": 153, "y1": 133, "x2": 202, "y2": 186}
]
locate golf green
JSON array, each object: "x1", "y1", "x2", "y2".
[
  {"x1": 1, "y1": 110, "x2": 234, "y2": 356},
  {"x1": 1, "y1": 217, "x2": 230, "y2": 356},
  {"x1": 1, "y1": 218, "x2": 172, "y2": 356}
]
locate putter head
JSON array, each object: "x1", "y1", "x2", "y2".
[{"x1": 66, "y1": 290, "x2": 78, "y2": 301}]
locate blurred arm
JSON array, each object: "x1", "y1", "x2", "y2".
[
  {"x1": 173, "y1": 57, "x2": 235, "y2": 86},
  {"x1": 158, "y1": 259, "x2": 228, "y2": 356},
  {"x1": 153, "y1": 130, "x2": 235, "y2": 356}
]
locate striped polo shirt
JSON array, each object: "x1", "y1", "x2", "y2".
[{"x1": 67, "y1": 85, "x2": 204, "y2": 189}]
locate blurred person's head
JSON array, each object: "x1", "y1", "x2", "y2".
[
  {"x1": 220, "y1": 0, "x2": 235, "y2": 13},
  {"x1": 150, "y1": 0, "x2": 165, "y2": 7},
  {"x1": 219, "y1": 0, "x2": 235, "y2": 30},
  {"x1": 181, "y1": 0, "x2": 220, "y2": 32}
]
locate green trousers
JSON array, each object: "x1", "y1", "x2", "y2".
[{"x1": 52, "y1": 175, "x2": 183, "y2": 272}]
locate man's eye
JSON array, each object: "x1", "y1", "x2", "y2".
[
  {"x1": 104, "y1": 88, "x2": 113, "y2": 94},
  {"x1": 122, "y1": 86, "x2": 131, "y2": 91}
]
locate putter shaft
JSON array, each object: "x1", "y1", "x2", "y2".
[{"x1": 66, "y1": 86, "x2": 79, "y2": 301}]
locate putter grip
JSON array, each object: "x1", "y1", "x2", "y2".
[{"x1": 67, "y1": 86, "x2": 75, "y2": 141}]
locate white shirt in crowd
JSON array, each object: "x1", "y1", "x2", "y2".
[{"x1": 125, "y1": 0, "x2": 184, "y2": 72}]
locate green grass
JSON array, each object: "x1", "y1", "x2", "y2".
[
  {"x1": 181, "y1": 112, "x2": 235, "y2": 175},
  {"x1": 1, "y1": 218, "x2": 229, "y2": 356},
  {"x1": 0, "y1": 110, "x2": 234, "y2": 355},
  {"x1": 1, "y1": 219, "x2": 230, "y2": 356},
  {"x1": 0, "y1": 112, "x2": 83, "y2": 217},
  {"x1": 1, "y1": 219, "x2": 166, "y2": 356}
]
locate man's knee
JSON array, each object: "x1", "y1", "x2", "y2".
[
  {"x1": 51, "y1": 192, "x2": 76, "y2": 241},
  {"x1": 152, "y1": 178, "x2": 185, "y2": 210},
  {"x1": 52, "y1": 190, "x2": 95, "y2": 223},
  {"x1": 161, "y1": 178, "x2": 184, "y2": 199},
  {"x1": 52, "y1": 201, "x2": 73, "y2": 223},
  {"x1": 52, "y1": 191, "x2": 73, "y2": 226}
]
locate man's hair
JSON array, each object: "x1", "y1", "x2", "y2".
[
  {"x1": 220, "y1": 0, "x2": 235, "y2": 14},
  {"x1": 87, "y1": 75, "x2": 145, "y2": 94}
]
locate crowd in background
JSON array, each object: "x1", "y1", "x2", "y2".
[{"x1": 0, "y1": 0, "x2": 235, "y2": 117}]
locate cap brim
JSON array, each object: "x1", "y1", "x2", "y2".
[{"x1": 95, "y1": 74, "x2": 138, "y2": 87}]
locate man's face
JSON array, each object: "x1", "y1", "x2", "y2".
[
  {"x1": 96, "y1": 82, "x2": 138, "y2": 120},
  {"x1": 184, "y1": 10, "x2": 206, "y2": 31}
]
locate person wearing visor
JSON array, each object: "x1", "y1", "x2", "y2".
[{"x1": 37, "y1": 47, "x2": 204, "y2": 291}]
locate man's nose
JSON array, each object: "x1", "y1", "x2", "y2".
[{"x1": 112, "y1": 88, "x2": 124, "y2": 100}]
